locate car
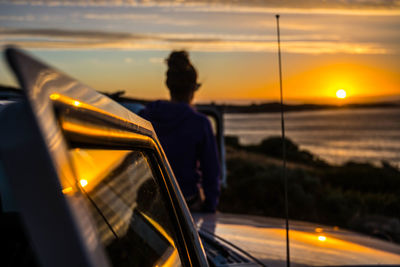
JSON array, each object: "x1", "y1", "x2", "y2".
[
  {"x1": 1, "y1": 48, "x2": 400, "y2": 267},
  {"x1": 0, "y1": 47, "x2": 263, "y2": 267}
]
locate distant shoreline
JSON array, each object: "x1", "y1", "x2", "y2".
[
  {"x1": 1, "y1": 85, "x2": 399, "y2": 113},
  {"x1": 115, "y1": 95, "x2": 400, "y2": 113},
  {"x1": 110, "y1": 90, "x2": 400, "y2": 113},
  {"x1": 216, "y1": 101, "x2": 400, "y2": 113}
]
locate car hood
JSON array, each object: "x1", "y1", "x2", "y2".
[{"x1": 193, "y1": 213, "x2": 400, "y2": 267}]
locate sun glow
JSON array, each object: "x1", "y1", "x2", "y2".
[{"x1": 336, "y1": 89, "x2": 347, "y2": 99}]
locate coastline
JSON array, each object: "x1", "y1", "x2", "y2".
[{"x1": 220, "y1": 101, "x2": 400, "y2": 114}]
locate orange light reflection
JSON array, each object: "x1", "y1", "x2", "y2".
[
  {"x1": 70, "y1": 149, "x2": 130, "y2": 192},
  {"x1": 62, "y1": 187, "x2": 73, "y2": 194},
  {"x1": 49, "y1": 93, "x2": 60, "y2": 100},
  {"x1": 214, "y1": 224, "x2": 400, "y2": 266},
  {"x1": 79, "y1": 179, "x2": 88, "y2": 187}
]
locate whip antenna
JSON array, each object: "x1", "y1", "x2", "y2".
[{"x1": 276, "y1": 14, "x2": 291, "y2": 267}]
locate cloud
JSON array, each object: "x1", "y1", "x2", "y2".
[
  {"x1": 169, "y1": 0, "x2": 400, "y2": 15},
  {"x1": 0, "y1": 27, "x2": 393, "y2": 54},
  {"x1": 0, "y1": 13, "x2": 75, "y2": 23},
  {"x1": 149, "y1": 57, "x2": 164, "y2": 63},
  {"x1": 83, "y1": 13, "x2": 157, "y2": 20},
  {"x1": 82, "y1": 12, "x2": 198, "y2": 26},
  {"x1": 0, "y1": 28, "x2": 148, "y2": 40},
  {"x1": 2, "y1": 0, "x2": 399, "y2": 15},
  {"x1": 124, "y1": 57, "x2": 133, "y2": 63},
  {"x1": 0, "y1": 15, "x2": 36, "y2": 21}
]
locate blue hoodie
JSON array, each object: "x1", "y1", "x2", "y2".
[{"x1": 139, "y1": 100, "x2": 220, "y2": 212}]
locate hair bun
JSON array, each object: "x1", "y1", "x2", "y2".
[
  {"x1": 167, "y1": 51, "x2": 191, "y2": 71},
  {"x1": 165, "y1": 50, "x2": 198, "y2": 94}
]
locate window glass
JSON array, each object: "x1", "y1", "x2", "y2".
[
  {"x1": 206, "y1": 115, "x2": 217, "y2": 136},
  {"x1": 0, "y1": 161, "x2": 41, "y2": 267},
  {"x1": 69, "y1": 149, "x2": 182, "y2": 267}
]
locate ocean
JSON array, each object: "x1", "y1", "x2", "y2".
[{"x1": 224, "y1": 107, "x2": 400, "y2": 166}]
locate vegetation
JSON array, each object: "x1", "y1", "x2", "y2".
[{"x1": 220, "y1": 136, "x2": 400, "y2": 243}]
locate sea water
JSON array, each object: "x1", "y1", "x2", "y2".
[{"x1": 224, "y1": 107, "x2": 400, "y2": 166}]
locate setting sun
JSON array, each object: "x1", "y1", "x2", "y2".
[{"x1": 336, "y1": 89, "x2": 347, "y2": 99}]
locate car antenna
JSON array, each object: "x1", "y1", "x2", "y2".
[{"x1": 276, "y1": 14, "x2": 291, "y2": 267}]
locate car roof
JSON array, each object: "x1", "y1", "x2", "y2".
[
  {"x1": 5, "y1": 47, "x2": 154, "y2": 137},
  {"x1": 193, "y1": 213, "x2": 400, "y2": 266}
]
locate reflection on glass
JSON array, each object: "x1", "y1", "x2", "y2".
[
  {"x1": 315, "y1": 227, "x2": 323, "y2": 233},
  {"x1": 206, "y1": 115, "x2": 217, "y2": 136},
  {"x1": 79, "y1": 179, "x2": 88, "y2": 187},
  {"x1": 49, "y1": 93, "x2": 60, "y2": 100},
  {"x1": 69, "y1": 149, "x2": 182, "y2": 267},
  {"x1": 62, "y1": 187, "x2": 73, "y2": 194}
]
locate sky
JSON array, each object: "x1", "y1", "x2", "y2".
[{"x1": 0, "y1": 0, "x2": 399, "y2": 104}]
